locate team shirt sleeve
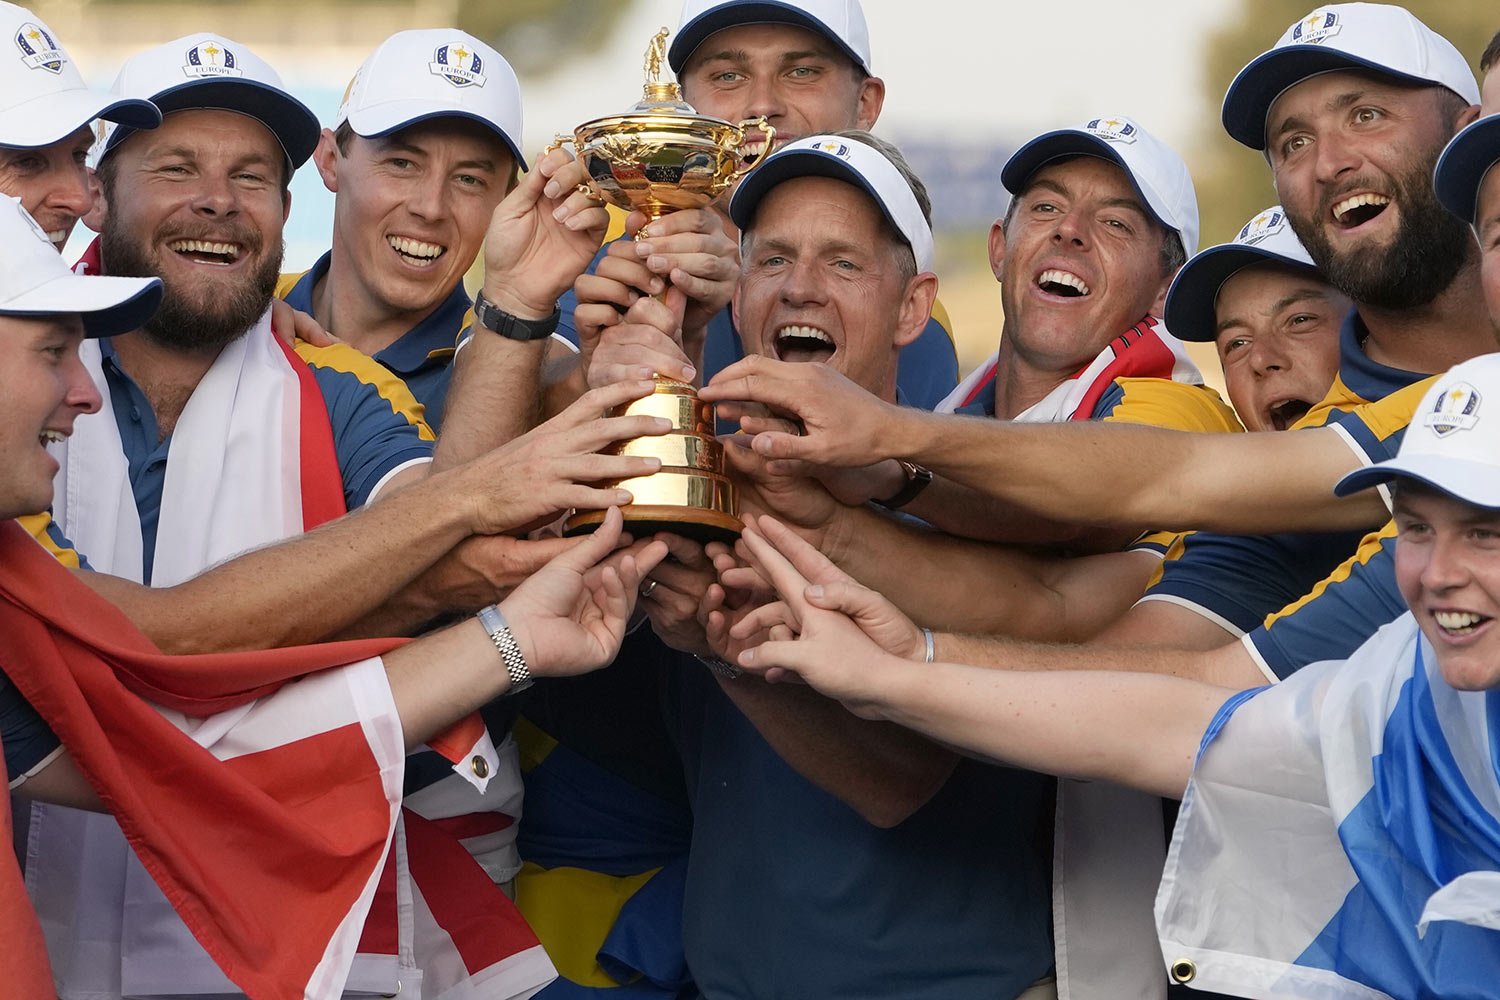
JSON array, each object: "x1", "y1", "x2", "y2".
[
  {"x1": 16, "y1": 512, "x2": 90, "y2": 571},
  {"x1": 295, "y1": 343, "x2": 436, "y2": 509},
  {"x1": 1, "y1": 667, "x2": 63, "y2": 789},
  {"x1": 1242, "y1": 523, "x2": 1405, "y2": 681}
]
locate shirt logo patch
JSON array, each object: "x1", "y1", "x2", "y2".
[
  {"x1": 1237, "y1": 209, "x2": 1287, "y2": 246},
  {"x1": 183, "y1": 40, "x2": 242, "y2": 79},
  {"x1": 1085, "y1": 117, "x2": 1138, "y2": 144},
  {"x1": 15, "y1": 22, "x2": 65, "y2": 74},
  {"x1": 430, "y1": 42, "x2": 486, "y2": 88},
  {"x1": 1290, "y1": 10, "x2": 1342, "y2": 45},
  {"x1": 1424, "y1": 382, "x2": 1481, "y2": 437}
]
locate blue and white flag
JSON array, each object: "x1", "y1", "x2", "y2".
[{"x1": 1156, "y1": 614, "x2": 1500, "y2": 999}]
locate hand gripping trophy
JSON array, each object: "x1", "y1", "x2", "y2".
[{"x1": 556, "y1": 29, "x2": 774, "y2": 543}]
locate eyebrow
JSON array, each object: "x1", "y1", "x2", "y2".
[
  {"x1": 753, "y1": 234, "x2": 868, "y2": 258},
  {"x1": 1023, "y1": 177, "x2": 1150, "y2": 219},
  {"x1": 1271, "y1": 88, "x2": 1380, "y2": 140},
  {"x1": 372, "y1": 137, "x2": 497, "y2": 173},
  {"x1": 694, "y1": 44, "x2": 837, "y2": 66},
  {"x1": 1214, "y1": 286, "x2": 1332, "y2": 334}
]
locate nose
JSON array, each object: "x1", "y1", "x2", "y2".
[
  {"x1": 46, "y1": 160, "x2": 93, "y2": 219},
  {"x1": 1420, "y1": 533, "x2": 1471, "y2": 595},
  {"x1": 777, "y1": 257, "x2": 826, "y2": 307},
  {"x1": 740, "y1": 74, "x2": 786, "y2": 126},
  {"x1": 1049, "y1": 209, "x2": 1087, "y2": 249},
  {"x1": 63, "y1": 354, "x2": 102, "y2": 416},
  {"x1": 1248, "y1": 330, "x2": 1289, "y2": 376},
  {"x1": 406, "y1": 168, "x2": 448, "y2": 222},
  {"x1": 190, "y1": 171, "x2": 240, "y2": 219},
  {"x1": 1312, "y1": 137, "x2": 1361, "y2": 186}
]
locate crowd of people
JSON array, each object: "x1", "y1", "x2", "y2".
[{"x1": 1, "y1": 0, "x2": 1498, "y2": 997}]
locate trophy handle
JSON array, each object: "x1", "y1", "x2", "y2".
[
  {"x1": 543, "y1": 133, "x2": 577, "y2": 157},
  {"x1": 730, "y1": 117, "x2": 777, "y2": 180}
]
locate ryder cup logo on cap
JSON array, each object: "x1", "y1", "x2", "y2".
[
  {"x1": 669, "y1": 0, "x2": 873, "y2": 75},
  {"x1": 1238, "y1": 207, "x2": 1288, "y2": 245},
  {"x1": 14, "y1": 19, "x2": 63, "y2": 72},
  {"x1": 182, "y1": 39, "x2": 241, "y2": 79},
  {"x1": 1289, "y1": 8, "x2": 1342, "y2": 44},
  {"x1": 0, "y1": 3, "x2": 159, "y2": 148},
  {"x1": 1164, "y1": 205, "x2": 1318, "y2": 342},
  {"x1": 1001, "y1": 114, "x2": 1200, "y2": 257},
  {"x1": 1425, "y1": 383, "x2": 1481, "y2": 437},
  {"x1": 1086, "y1": 117, "x2": 1137, "y2": 143},
  {"x1": 336, "y1": 29, "x2": 525, "y2": 169},
  {"x1": 430, "y1": 39, "x2": 485, "y2": 88},
  {"x1": 1336, "y1": 354, "x2": 1500, "y2": 508},
  {"x1": 1222, "y1": 4, "x2": 1479, "y2": 150},
  {"x1": 97, "y1": 33, "x2": 320, "y2": 167},
  {"x1": 728, "y1": 133, "x2": 934, "y2": 273}
]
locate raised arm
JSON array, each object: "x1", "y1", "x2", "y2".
[
  {"x1": 702, "y1": 354, "x2": 1389, "y2": 535},
  {"x1": 733, "y1": 516, "x2": 1233, "y2": 799}
]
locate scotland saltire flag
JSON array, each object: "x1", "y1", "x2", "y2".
[{"x1": 1156, "y1": 614, "x2": 1500, "y2": 999}]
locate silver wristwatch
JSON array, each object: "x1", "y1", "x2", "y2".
[{"x1": 477, "y1": 604, "x2": 534, "y2": 694}]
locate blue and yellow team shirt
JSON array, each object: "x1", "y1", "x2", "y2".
[
  {"x1": 278, "y1": 252, "x2": 464, "y2": 430},
  {"x1": 1241, "y1": 374, "x2": 1435, "y2": 680},
  {"x1": 24, "y1": 336, "x2": 434, "y2": 584},
  {"x1": 1137, "y1": 311, "x2": 1432, "y2": 642}
]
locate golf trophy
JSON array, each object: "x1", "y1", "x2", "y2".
[{"x1": 558, "y1": 28, "x2": 774, "y2": 543}]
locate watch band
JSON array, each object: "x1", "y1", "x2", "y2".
[
  {"x1": 477, "y1": 604, "x2": 534, "y2": 694},
  {"x1": 873, "y1": 459, "x2": 934, "y2": 510},
  {"x1": 695, "y1": 653, "x2": 743, "y2": 680},
  {"x1": 472, "y1": 292, "x2": 560, "y2": 341}
]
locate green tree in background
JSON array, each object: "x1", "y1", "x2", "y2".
[{"x1": 1193, "y1": 0, "x2": 1497, "y2": 248}]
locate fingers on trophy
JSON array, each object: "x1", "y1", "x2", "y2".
[{"x1": 557, "y1": 28, "x2": 774, "y2": 545}]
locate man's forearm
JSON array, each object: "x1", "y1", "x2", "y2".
[
  {"x1": 830, "y1": 506, "x2": 1147, "y2": 639},
  {"x1": 888, "y1": 410, "x2": 1387, "y2": 535},
  {"x1": 933, "y1": 629, "x2": 1270, "y2": 689},
  {"x1": 432, "y1": 330, "x2": 548, "y2": 470},
  {"x1": 80, "y1": 470, "x2": 475, "y2": 653}
]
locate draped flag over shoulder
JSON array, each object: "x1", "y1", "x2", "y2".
[
  {"x1": 0, "y1": 517, "x2": 406, "y2": 997},
  {"x1": 1156, "y1": 614, "x2": 1500, "y2": 999}
]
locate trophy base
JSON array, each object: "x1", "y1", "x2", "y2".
[{"x1": 563, "y1": 504, "x2": 743, "y2": 545}]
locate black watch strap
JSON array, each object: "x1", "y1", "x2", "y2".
[
  {"x1": 473, "y1": 292, "x2": 560, "y2": 341},
  {"x1": 872, "y1": 460, "x2": 933, "y2": 510}
]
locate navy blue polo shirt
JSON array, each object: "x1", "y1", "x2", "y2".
[{"x1": 280, "y1": 252, "x2": 465, "y2": 429}]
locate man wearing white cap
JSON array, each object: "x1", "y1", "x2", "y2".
[
  {"x1": 18, "y1": 31, "x2": 620, "y2": 1000},
  {"x1": 0, "y1": 193, "x2": 671, "y2": 999},
  {"x1": 0, "y1": 2, "x2": 158, "y2": 251},
  {"x1": 559, "y1": 0, "x2": 960, "y2": 411},
  {"x1": 643, "y1": 130, "x2": 1054, "y2": 1000},
  {"x1": 732, "y1": 348, "x2": 1500, "y2": 999},
  {"x1": 282, "y1": 29, "x2": 600, "y2": 436}
]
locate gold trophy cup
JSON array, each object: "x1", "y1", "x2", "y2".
[{"x1": 558, "y1": 29, "x2": 774, "y2": 544}]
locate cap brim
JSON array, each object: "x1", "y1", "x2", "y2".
[
  {"x1": 669, "y1": 1, "x2": 869, "y2": 74},
  {"x1": 1335, "y1": 455, "x2": 1500, "y2": 508},
  {"x1": 1434, "y1": 116, "x2": 1500, "y2": 224},
  {"x1": 728, "y1": 148, "x2": 908, "y2": 256},
  {"x1": 1, "y1": 89, "x2": 160, "y2": 148},
  {"x1": 1001, "y1": 131, "x2": 1174, "y2": 233},
  {"x1": 2, "y1": 272, "x2": 162, "y2": 338},
  {"x1": 1222, "y1": 48, "x2": 1442, "y2": 150},
  {"x1": 346, "y1": 104, "x2": 528, "y2": 171},
  {"x1": 1163, "y1": 246, "x2": 1319, "y2": 342},
  {"x1": 108, "y1": 79, "x2": 320, "y2": 167}
]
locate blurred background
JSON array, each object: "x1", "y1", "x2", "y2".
[{"x1": 36, "y1": 0, "x2": 1498, "y2": 385}]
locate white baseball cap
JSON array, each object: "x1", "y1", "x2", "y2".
[
  {"x1": 336, "y1": 29, "x2": 526, "y2": 169},
  {"x1": 669, "y1": 0, "x2": 873, "y2": 75},
  {"x1": 1222, "y1": 4, "x2": 1478, "y2": 151},
  {"x1": 0, "y1": 195, "x2": 161, "y2": 337},
  {"x1": 1001, "y1": 115, "x2": 1200, "y2": 257},
  {"x1": 96, "y1": 33, "x2": 320, "y2": 167},
  {"x1": 1336, "y1": 353, "x2": 1500, "y2": 508},
  {"x1": 1164, "y1": 206, "x2": 1322, "y2": 342},
  {"x1": 728, "y1": 133, "x2": 933, "y2": 273},
  {"x1": 0, "y1": 2, "x2": 159, "y2": 148},
  {"x1": 1434, "y1": 114, "x2": 1500, "y2": 225}
]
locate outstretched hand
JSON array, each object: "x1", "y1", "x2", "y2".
[
  {"x1": 502, "y1": 507, "x2": 669, "y2": 677},
  {"x1": 734, "y1": 515, "x2": 921, "y2": 713},
  {"x1": 700, "y1": 355, "x2": 901, "y2": 467}
]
